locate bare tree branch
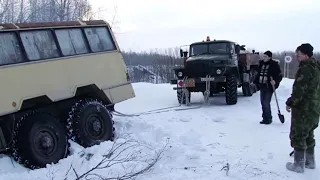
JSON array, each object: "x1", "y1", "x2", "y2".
[
  {"x1": 0, "y1": 0, "x2": 111, "y2": 23},
  {"x1": 64, "y1": 134, "x2": 169, "y2": 180}
]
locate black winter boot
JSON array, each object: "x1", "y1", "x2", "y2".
[
  {"x1": 260, "y1": 119, "x2": 272, "y2": 124},
  {"x1": 305, "y1": 148, "x2": 315, "y2": 169},
  {"x1": 286, "y1": 150, "x2": 305, "y2": 173}
]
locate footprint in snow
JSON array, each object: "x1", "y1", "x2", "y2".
[
  {"x1": 185, "y1": 153, "x2": 200, "y2": 160},
  {"x1": 212, "y1": 117, "x2": 226, "y2": 123},
  {"x1": 267, "y1": 152, "x2": 273, "y2": 159},
  {"x1": 179, "y1": 118, "x2": 190, "y2": 122},
  {"x1": 207, "y1": 142, "x2": 220, "y2": 148}
]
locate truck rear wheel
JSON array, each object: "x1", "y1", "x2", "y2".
[
  {"x1": 11, "y1": 113, "x2": 68, "y2": 169},
  {"x1": 67, "y1": 99, "x2": 115, "y2": 148},
  {"x1": 225, "y1": 75, "x2": 238, "y2": 105},
  {"x1": 177, "y1": 89, "x2": 191, "y2": 104},
  {"x1": 253, "y1": 84, "x2": 258, "y2": 93},
  {"x1": 242, "y1": 82, "x2": 253, "y2": 96}
]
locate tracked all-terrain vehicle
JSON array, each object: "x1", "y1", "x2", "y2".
[
  {"x1": 170, "y1": 37, "x2": 260, "y2": 105},
  {"x1": 0, "y1": 20, "x2": 135, "y2": 169}
]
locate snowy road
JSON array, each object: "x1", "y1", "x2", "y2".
[{"x1": 0, "y1": 78, "x2": 319, "y2": 180}]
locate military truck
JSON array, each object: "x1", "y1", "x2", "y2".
[
  {"x1": 170, "y1": 37, "x2": 260, "y2": 105},
  {"x1": 0, "y1": 20, "x2": 135, "y2": 169}
]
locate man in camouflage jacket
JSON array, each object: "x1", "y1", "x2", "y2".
[{"x1": 285, "y1": 43, "x2": 320, "y2": 173}]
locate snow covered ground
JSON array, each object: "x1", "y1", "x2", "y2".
[{"x1": 0, "y1": 78, "x2": 319, "y2": 180}]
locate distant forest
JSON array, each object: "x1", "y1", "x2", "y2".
[{"x1": 122, "y1": 48, "x2": 320, "y2": 83}]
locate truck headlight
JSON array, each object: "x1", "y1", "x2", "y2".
[
  {"x1": 177, "y1": 72, "x2": 183, "y2": 77},
  {"x1": 216, "y1": 69, "x2": 221, "y2": 74}
]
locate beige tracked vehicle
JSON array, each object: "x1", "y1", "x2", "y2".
[{"x1": 0, "y1": 20, "x2": 135, "y2": 169}]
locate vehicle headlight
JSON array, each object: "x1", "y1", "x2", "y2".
[
  {"x1": 177, "y1": 72, "x2": 183, "y2": 77},
  {"x1": 216, "y1": 69, "x2": 221, "y2": 74}
]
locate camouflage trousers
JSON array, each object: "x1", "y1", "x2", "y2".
[{"x1": 290, "y1": 108, "x2": 320, "y2": 151}]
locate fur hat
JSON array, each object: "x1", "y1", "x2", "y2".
[
  {"x1": 296, "y1": 43, "x2": 313, "y2": 57},
  {"x1": 264, "y1": 51, "x2": 272, "y2": 58}
]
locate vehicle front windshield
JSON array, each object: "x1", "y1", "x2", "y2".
[{"x1": 190, "y1": 42, "x2": 230, "y2": 56}]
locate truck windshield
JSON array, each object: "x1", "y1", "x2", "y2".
[{"x1": 190, "y1": 42, "x2": 230, "y2": 56}]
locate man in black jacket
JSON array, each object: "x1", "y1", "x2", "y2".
[{"x1": 254, "y1": 51, "x2": 283, "y2": 124}]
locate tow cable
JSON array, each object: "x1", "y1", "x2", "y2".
[{"x1": 111, "y1": 76, "x2": 213, "y2": 117}]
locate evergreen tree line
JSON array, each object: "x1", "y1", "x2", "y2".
[{"x1": 122, "y1": 49, "x2": 320, "y2": 83}]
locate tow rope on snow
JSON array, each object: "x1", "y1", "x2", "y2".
[
  {"x1": 112, "y1": 76, "x2": 212, "y2": 117},
  {"x1": 112, "y1": 104, "x2": 203, "y2": 117}
]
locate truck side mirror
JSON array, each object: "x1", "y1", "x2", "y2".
[
  {"x1": 235, "y1": 45, "x2": 240, "y2": 54},
  {"x1": 183, "y1": 51, "x2": 188, "y2": 58},
  {"x1": 180, "y1": 49, "x2": 183, "y2": 58}
]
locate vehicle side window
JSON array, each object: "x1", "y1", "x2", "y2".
[
  {"x1": 230, "y1": 44, "x2": 236, "y2": 54},
  {"x1": 84, "y1": 27, "x2": 116, "y2": 52},
  {"x1": 20, "y1": 30, "x2": 60, "y2": 61},
  {"x1": 55, "y1": 28, "x2": 89, "y2": 56},
  {"x1": 0, "y1": 32, "x2": 25, "y2": 65}
]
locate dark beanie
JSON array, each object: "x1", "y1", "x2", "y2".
[
  {"x1": 296, "y1": 43, "x2": 313, "y2": 57},
  {"x1": 264, "y1": 51, "x2": 272, "y2": 58}
]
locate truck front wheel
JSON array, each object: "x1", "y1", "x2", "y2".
[
  {"x1": 177, "y1": 89, "x2": 191, "y2": 104},
  {"x1": 225, "y1": 75, "x2": 238, "y2": 105}
]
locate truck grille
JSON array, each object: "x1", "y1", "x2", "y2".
[{"x1": 185, "y1": 61, "x2": 225, "y2": 78}]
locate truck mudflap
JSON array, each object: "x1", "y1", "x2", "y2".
[
  {"x1": 170, "y1": 79, "x2": 177, "y2": 85},
  {"x1": 242, "y1": 73, "x2": 250, "y2": 83},
  {"x1": 172, "y1": 76, "x2": 226, "y2": 90},
  {"x1": 0, "y1": 127, "x2": 6, "y2": 150}
]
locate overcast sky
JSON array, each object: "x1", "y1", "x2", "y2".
[{"x1": 90, "y1": 0, "x2": 320, "y2": 53}]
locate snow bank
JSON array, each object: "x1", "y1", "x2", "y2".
[{"x1": 1, "y1": 77, "x2": 319, "y2": 180}]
